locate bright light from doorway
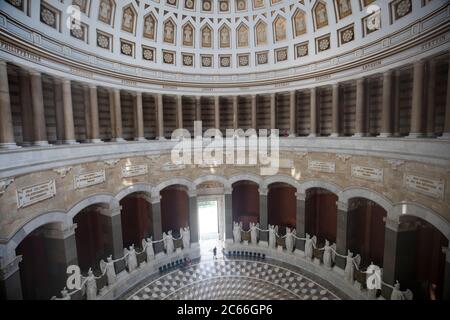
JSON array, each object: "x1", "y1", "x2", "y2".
[{"x1": 198, "y1": 200, "x2": 219, "y2": 240}]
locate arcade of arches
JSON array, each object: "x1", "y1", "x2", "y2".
[{"x1": 0, "y1": 0, "x2": 450, "y2": 301}]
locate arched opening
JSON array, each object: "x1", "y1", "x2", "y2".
[
  {"x1": 232, "y1": 181, "x2": 259, "y2": 229},
  {"x1": 160, "y1": 185, "x2": 189, "y2": 237},
  {"x1": 347, "y1": 198, "x2": 386, "y2": 268},
  {"x1": 305, "y1": 188, "x2": 337, "y2": 245},
  {"x1": 15, "y1": 222, "x2": 77, "y2": 300},
  {"x1": 267, "y1": 182, "x2": 296, "y2": 234},
  {"x1": 399, "y1": 216, "x2": 448, "y2": 300},
  {"x1": 196, "y1": 181, "x2": 225, "y2": 241},
  {"x1": 73, "y1": 204, "x2": 114, "y2": 272},
  {"x1": 119, "y1": 192, "x2": 152, "y2": 249}
]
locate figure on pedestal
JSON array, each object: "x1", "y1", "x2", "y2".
[
  {"x1": 181, "y1": 226, "x2": 191, "y2": 249},
  {"x1": 322, "y1": 240, "x2": 336, "y2": 269},
  {"x1": 344, "y1": 250, "x2": 361, "y2": 283},
  {"x1": 268, "y1": 224, "x2": 278, "y2": 249},
  {"x1": 142, "y1": 237, "x2": 155, "y2": 262},
  {"x1": 124, "y1": 244, "x2": 138, "y2": 272},
  {"x1": 285, "y1": 227, "x2": 296, "y2": 253},
  {"x1": 250, "y1": 222, "x2": 259, "y2": 245},
  {"x1": 304, "y1": 233, "x2": 317, "y2": 260},
  {"x1": 233, "y1": 222, "x2": 242, "y2": 244},
  {"x1": 390, "y1": 281, "x2": 413, "y2": 300},
  {"x1": 100, "y1": 255, "x2": 117, "y2": 286},
  {"x1": 83, "y1": 268, "x2": 97, "y2": 300},
  {"x1": 164, "y1": 231, "x2": 175, "y2": 254}
]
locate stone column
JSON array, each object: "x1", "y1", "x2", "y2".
[
  {"x1": 195, "y1": 96, "x2": 202, "y2": 122},
  {"x1": 88, "y1": 85, "x2": 102, "y2": 143},
  {"x1": 294, "y1": 192, "x2": 306, "y2": 252},
  {"x1": 309, "y1": 87, "x2": 317, "y2": 137},
  {"x1": 426, "y1": 60, "x2": 437, "y2": 138},
  {"x1": 270, "y1": 93, "x2": 276, "y2": 129},
  {"x1": 41, "y1": 224, "x2": 78, "y2": 299},
  {"x1": 443, "y1": 247, "x2": 450, "y2": 300},
  {"x1": 61, "y1": 79, "x2": 78, "y2": 144},
  {"x1": 0, "y1": 255, "x2": 23, "y2": 300},
  {"x1": 289, "y1": 91, "x2": 296, "y2": 137},
  {"x1": 335, "y1": 201, "x2": 350, "y2": 269},
  {"x1": 381, "y1": 218, "x2": 417, "y2": 299},
  {"x1": 353, "y1": 78, "x2": 366, "y2": 137},
  {"x1": 224, "y1": 187, "x2": 233, "y2": 243},
  {"x1": 109, "y1": 90, "x2": 117, "y2": 141},
  {"x1": 330, "y1": 84, "x2": 340, "y2": 137},
  {"x1": 441, "y1": 57, "x2": 450, "y2": 139},
  {"x1": 53, "y1": 78, "x2": 65, "y2": 145},
  {"x1": 408, "y1": 60, "x2": 425, "y2": 138},
  {"x1": 83, "y1": 86, "x2": 91, "y2": 142},
  {"x1": 393, "y1": 70, "x2": 402, "y2": 137},
  {"x1": 133, "y1": 92, "x2": 145, "y2": 141},
  {"x1": 19, "y1": 70, "x2": 34, "y2": 146},
  {"x1": 233, "y1": 96, "x2": 238, "y2": 130},
  {"x1": 258, "y1": 187, "x2": 269, "y2": 245},
  {"x1": 30, "y1": 71, "x2": 49, "y2": 146},
  {"x1": 112, "y1": 89, "x2": 125, "y2": 142},
  {"x1": 214, "y1": 96, "x2": 220, "y2": 131},
  {"x1": 98, "y1": 206, "x2": 125, "y2": 273},
  {"x1": 176, "y1": 95, "x2": 183, "y2": 130},
  {"x1": 0, "y1": 61, "x2": 19, "y2": 149},
  {"x1": 150, "y1": 192, "x2": 164, "y2": 254},
  {"x1": 379, "y1": 71, "x2": 393, "y2": 137},
  {"x1": 251, "y1": 94, "x2": 257, "y2": 130},
  {"x1": 156, "y1": 94, "x2": 165, "y2": 140},
  {"x1": 188, "y1": 191, "x2": 199, "y2": 247}
]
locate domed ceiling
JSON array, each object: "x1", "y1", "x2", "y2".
[{"x1": 2, "y1": 0, "x2": 434, "y2": 75}]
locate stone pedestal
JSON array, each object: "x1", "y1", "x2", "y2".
[
  {"x1": 295, "y1": 193, "x2": 306, "y2": 251},
  {"x1": 259, "y1": 188, "x2": 268, "y2": 243}
]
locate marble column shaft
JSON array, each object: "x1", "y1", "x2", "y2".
[
  {"x1": 259, "y1": 189, "x2": 268, "y2": 243},
  {"x1": 133, "y1": 92, "x2": 144, "y2": 141},
  {"x1": 354, "y1": 78, "x2": 365, "y2": 137},
  {"x1": 409, "y1": 60, "x2": 425, "y2": 137},
  {"x1": 53, "y1": 79, "x2": 65, "y2": 144},
  {"x1": 295, "y1": 195, "x2": 306, "y2": 251},
  {"x1": 30, "y1": 72, "x2": 49, "y2": 145},
  {"x1": 189, "y1": 195, "x2": 199, "y2": 245},
  {"x1": 393, "y1": 70, "x2": 401, "y2": 137},
  {"x1": 195, "y1": 96, "x2": 202, "y2": 122},
  {"x1": 380, "y1": 71, "x2": 393, "y2": 137},
  {"x1": 176, "y1": 95, "x2": 183, "y2": 129},
  {"x1": 83, "y1": 86, "x2": 91, "y2": 141},
  {"x1": 89, "y1": 85, "x2": 101, "y2": 142},
  {"x1": 331, "y1": 84, "x2": 339, "y2": 137},
  {"x1": 335, "y1": 204, "x2": 349, "y2": 269},
  {"x1": 289, "y1": 91, "x2": 296, "y2": 136},
  {"x1": 0, "y1": 256, "x2": 23, "y2": 300},
  {"x1": 270, "y1": 93, "x2": 276, "y2": 129},
  {"x1": 214, "y1": 96, "x2": 220, "y2": 130},
  {"x1": 156, "y1": 94, "x2": 164, "y2": 139},
  {"x1": 19, "y1": 70, "x2": 34, "y2": 146},
  {"x1": 62, "y1": 79, "x2": 77, "y2": 144},
  {"x1": 233, "y1": 96, "x2": 238, "y2": 130},
  {"x1": 224, "y1": 192, "x2": 233, "y2": 242},
  {"x1": 113, "y1": 89, "x2": 124, "y2": 141},
  {"x1": 0, "y1": 61, "x2": 17, "y2": 147},
  {"x1": 426, "y1": 60, "x2": 437, "y2": 137},
  {"x1": 251, "y1": 94, "x2": 257, "y2": 130},
  {"x1": 442, "y1": 57, "x2": 450, "y2": 139},
  {"x1": 150, "y1": 199, "x2": 164, "y2": 253},
  {"x1": 101, "y1": 210, "x2": 125, "y2": 273},
  {"x1": 109, "y1": 90, "x2": 117, "y2": 140},
  {"x1": 309, "y1": 87, "x2": 317, "y2": 137}
]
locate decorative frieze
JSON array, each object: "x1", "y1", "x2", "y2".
[
  {"x1": 351, "y1": 165, "x2": 383, "y2": 183},
  {"x1": 74, "y1": 170, "x2": 106, "y2": 189},
  {"x1": 404, "y1": 174, "x2": 444, "y2": 199},
  {"x1": 308, "y1": 160, "x2": 336, "y2": 173},
  {"x1": 17, "y1": 180, "x2": 56, "y2": 208},
  {"x1": 122, "y1": 164, "x2": 148, "y2": 178}
]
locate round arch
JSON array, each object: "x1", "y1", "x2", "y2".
[
  {"x1": 228, "y1": 173, "x2": 262, "y2": 186},
  {"x1": 339, "y1": 187, "x2": 394, "y2": 216},
  {"x1": 154, "y1": 177, "x2": 195, "y2": 193},
  {"x1": 115, "y1": 183, "x2": 153, "y2": 201},
  {"x1": 299, "y1": 180, "x2": 343, "y2": 196},
  {"x1": 67, "y1": 193, "x2": 119, "y2": 220},
  {"x1": 262, "y1": 174, "x2": 301, "y2": 192},
  {"x1": 393, "y1": 202, "x2": 450, "y2": 240}
]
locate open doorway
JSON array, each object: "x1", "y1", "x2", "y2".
[{"x1": 198, "y1": 200, "x2": 219, "y2": 240}]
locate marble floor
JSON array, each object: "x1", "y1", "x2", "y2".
[{"x1": 121, "y1": 240, "x2": 348, "y2": 300}]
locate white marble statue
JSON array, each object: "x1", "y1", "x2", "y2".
[
  {"x1": 285, "y1": 227, "x2": 296, "y2": 253},
  {"x1": 366, "y1": 262, "x2": 382, "y2": 299},
  {"x1": 322, "y1": 240, "x2": 336, "y2": 269},
  {"x1": 181, "y1": 227, "x2": 191, "y2": 249},
  {"x1": 142, "y1": 237, "x2": 155, "y2": 262},
  {"x1": 124, "y1": 244, "x2": 138, "y2": 272},
  {"x1": 250, "y1": 222, "x2": 259, "y2": 245},
  {"x1": 100, "y1": 255, "x2": 117, "y2": 286},
  {"x1": 164, "y1": 231, "x2": 175, "y2": 254},
  {"x1": 390, "y1": 281, "x2": 413, "y2": 300},
  {"x1": 268, "y1": 224, "x2": 278, "y2": 249},
  {"x1": 344, "y1": 250, "x2": 361, "y2": 283},
  {"x1": 304, "y1": 233, "x2": 317, "y2": 260},
  {"x1": 233, "y1": 222, "x2": 242, "y2": 244},
  {"x1": 84, "y1": 268, "x2": 97, "y2": 300}
]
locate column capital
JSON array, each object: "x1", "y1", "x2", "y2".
[
  {"x1": 258, "y1": 187, "x2": 268, "y2": 196},
  {"x1": 224, "y1": 187, "x2": 233, "y2": 194},
  {"x1": 383, "y1": 70, "x2": 393, "y2": 77},
  {"x1": 97, "y1": 205, "x2": 122, "y2": 217},
  {"x1": 0, "y1": 255, "x2": 22, "y2": 280},
  {"x1": 188, "y1": 190, "x2": 198, "y2": 197},
  {"x1": 41, "y1": 223, "x2": 77, "y2": 240},
  {"x1": 29, "y1": 69, "x2": 41, "y2": 77},
  {"x1": 332, "y1": 83, "x2": 339, "y2": 89},
  {"x1": 150, "y1": 191, "x2": 162, "y2": 204},
  {"x1": 295, "y1": 192, "x2": 306, "y2": 201},
  {"x1": 133, "y1": 91, "x2": 142, "y2": 97},
  {"x1": 88, "y1": 83, "x2": 97, "y2": 90},
  {"x1": 336, "y1": 201, "x2": 348, "y2": 211},
  {"x1": 414, "y1": 59, "x2": 426, "y2": 67},
  {"x1": 356, "y1": 77, "x2": 365, "y2": 85}
]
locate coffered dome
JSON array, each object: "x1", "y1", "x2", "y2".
[{"x1": 1, "y1": 0, "x2": 442, "y2": 81}]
